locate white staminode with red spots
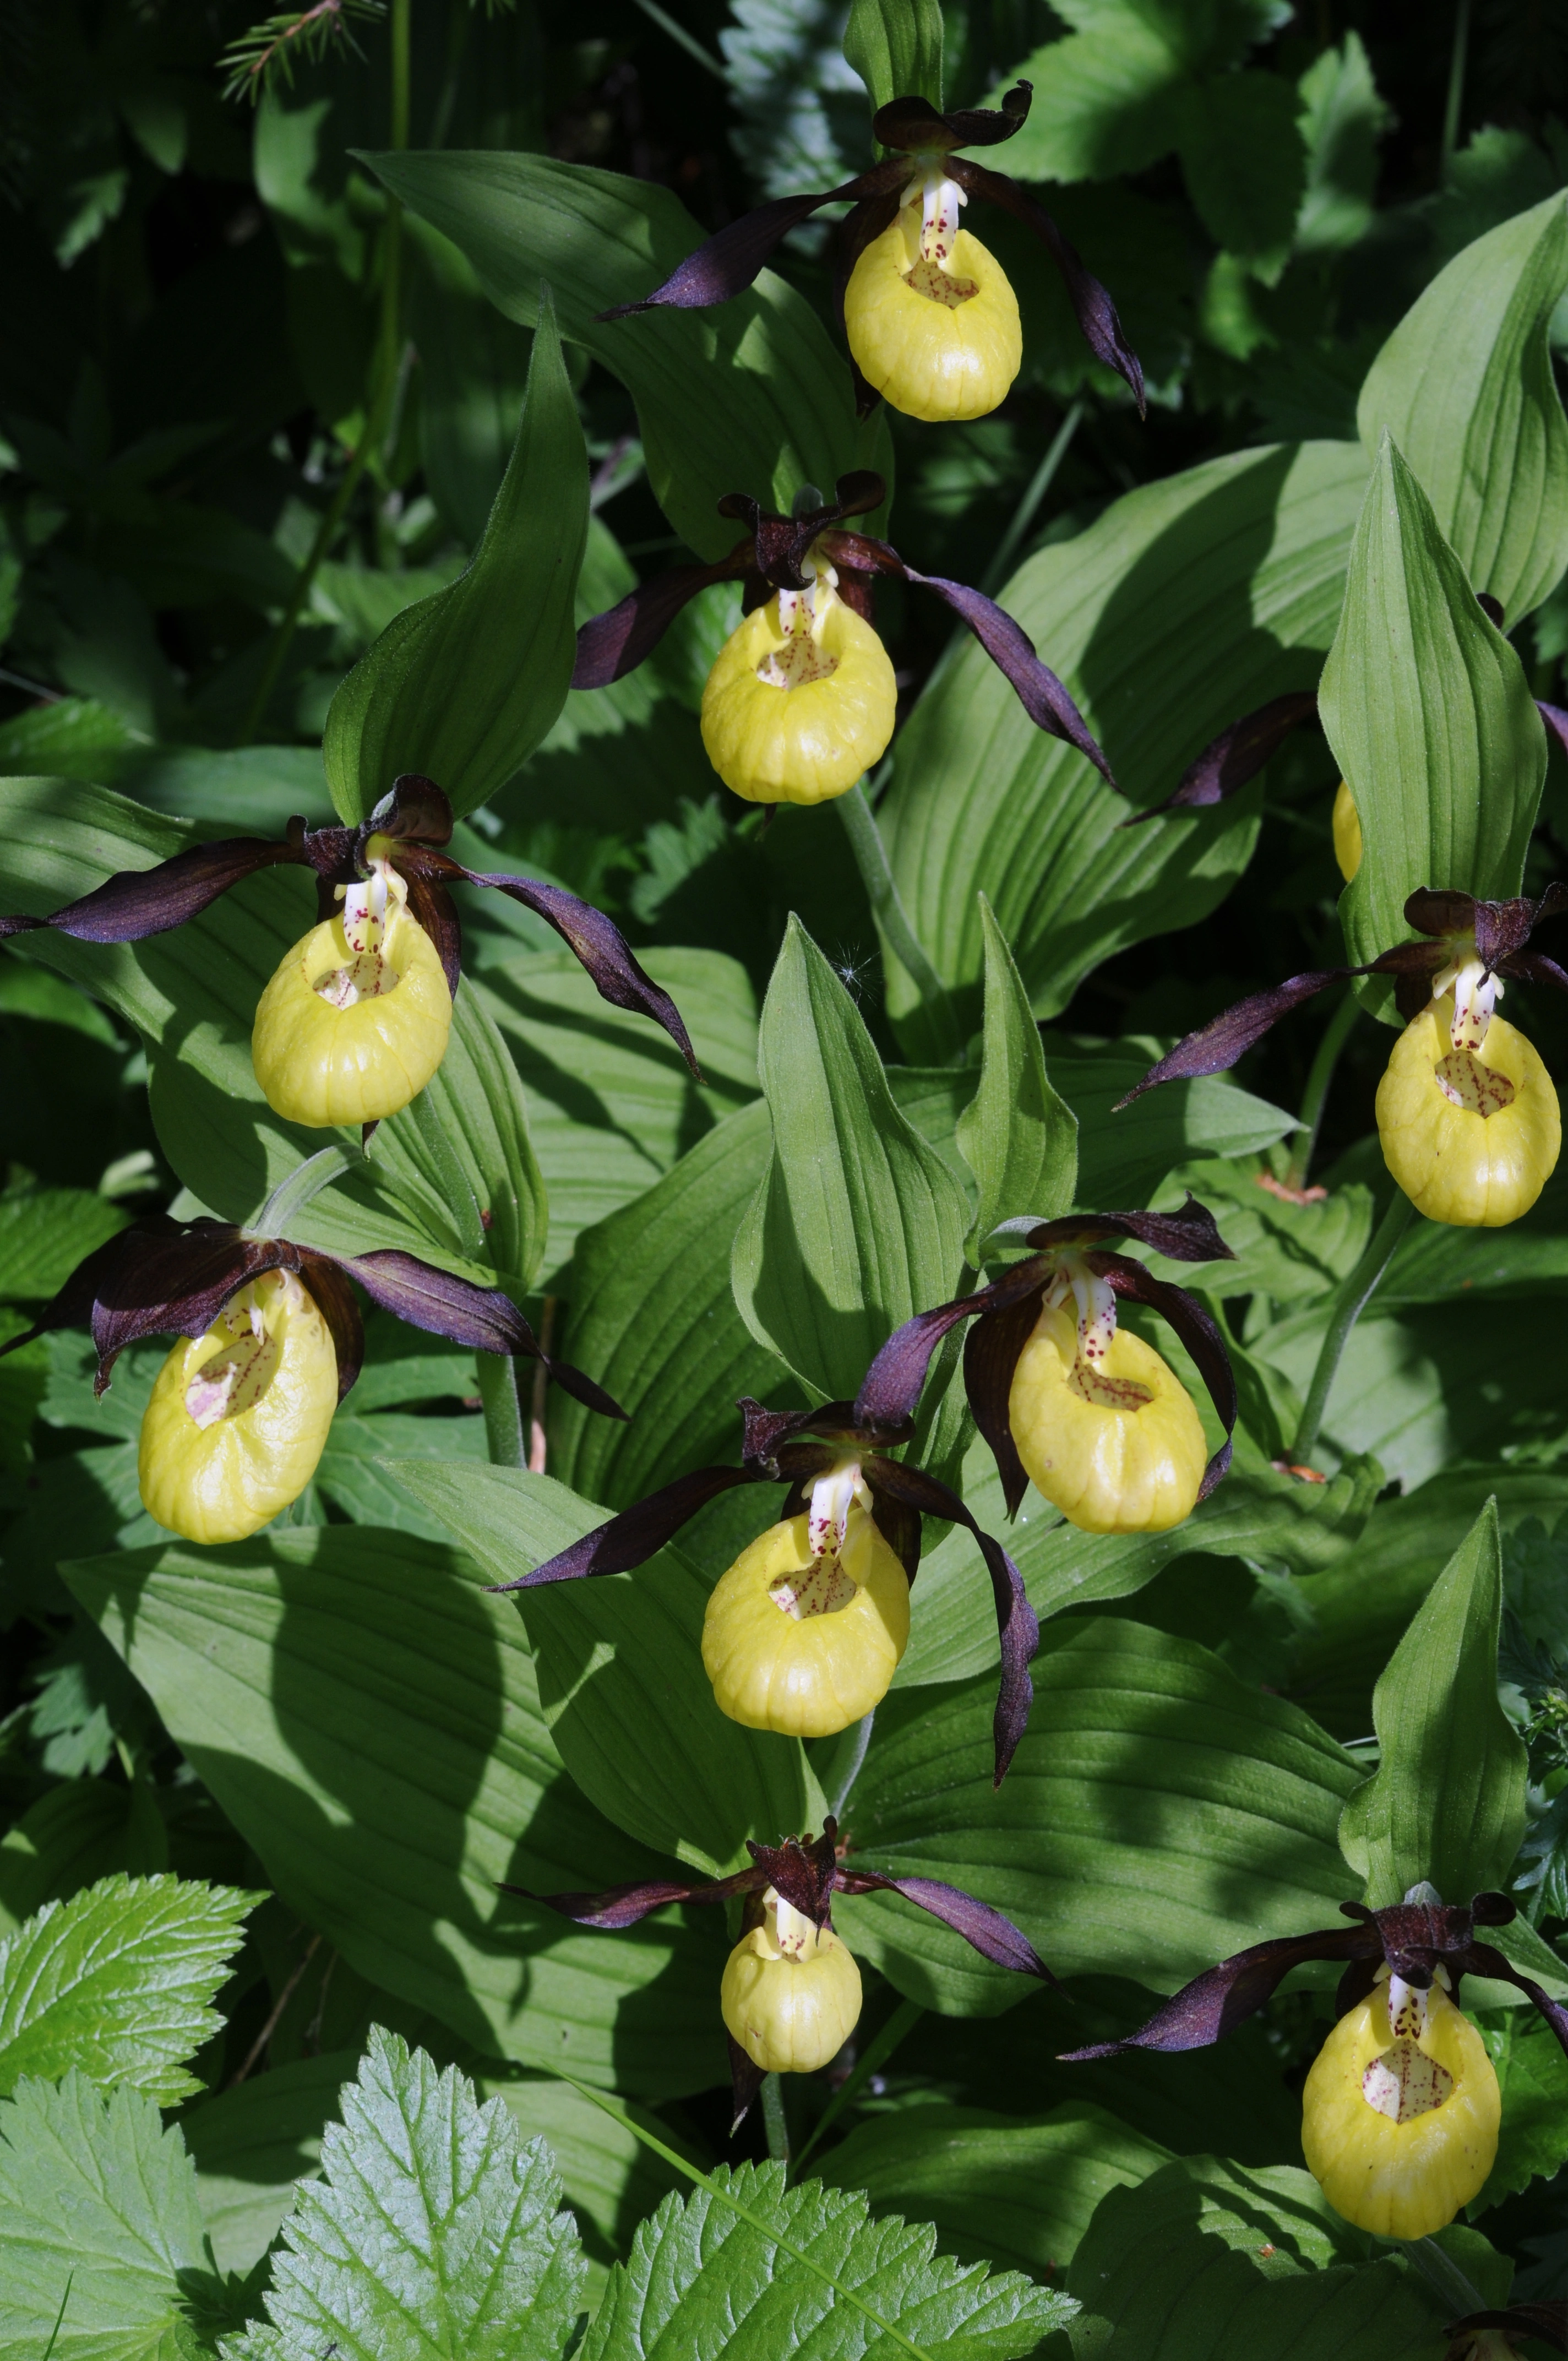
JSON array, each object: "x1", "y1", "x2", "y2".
[
  {"x1": 1431, "y1": 952, "x2": 1515, "y2": 1115},
  {"x1": 1360, "y1": 1966, "x2": 1456, "y2": 2124},
  {"x1": 767, "y1": 1457, "x2": 874, "y2": 1620},
  {"x1": 899, "y1": 164, "x2": 978, "y2": 305},
  {"x1": 1044, "y1": 1253, "x2": 1155, "y2": 1413},
  {"x1": 315, "y1": 849, "x2": 403, "y2": 1009},
  {"x1": 756, "y1": 561, "x2": 842, "y2": 690}
]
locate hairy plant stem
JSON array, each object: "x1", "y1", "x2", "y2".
[
  {"x1": 836, "y1": 782, "x2": 962, "y2": 1059},
  {"x1": 828, "y1": 1711, "x2": 875, "y2": 1819},
  {"x1": 760, "y1": 2071, "x2": 791, "y2": 2166},
  {"x1": 236, "y1": 0, "x2": 411, "y2": 746},
  {"x1": 251, "y1": 1143, "x2": 364, "y2": 1238},
  {"x1": 1291, "y1": 1190, "x2": 1416, "y2": 1464},
  {"x1": 477, "y1": 1353, "x2": 526, "y2": 1467},
  {"x1": 1406, "y1": 2234, "x2": 1484, "y2": 2318},
  {"x1": 1284, "y1": 990, "x2": 1359, "y2": 1192}
]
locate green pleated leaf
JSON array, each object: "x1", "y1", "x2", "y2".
[
  {"x1": 845, "y1": 0, "x2": 943, "y2": 113},
  {"x1": 732, "y1": 918, "x2": 971, "y2": 1403},
  {"x1": 1338, "y1": 1497, "x2": 1528, "y2": 1907},
  {"x1": 1065, "y1": 2155, "x2": 1467, "y2": 2361},
  {"x1": 0, "y1": 1874, "x2": 260, "y2": 2106},
  {"x1": 834, "y1": 1619, "x2": 1362, "y2": 2014},
  {"x1": 582, "y1": 2157, "x2": 1072, "y2": 2361},
  {"x1": 880, "y1": 442, "x2": 1367, "y2": 1040},
  {"x1": 323, "y1": 292, "x2": 587, "y2": 825},
  {"x1": 816, "y1": 2102, "x2": 1169, "y2": 2282},
  {"x1": 1357, "y1": 193, "x2": 1568, "y2": 621},
  {"x1": 222, "y1": 2030, "x2": 586, "y2": 2361},
  {"x1": 1323, "y1": 434, "x2": 1547, "y2": 981},
  {"x1": 360, "y1": 153, "x2": 879, "y2": 563},
  {"x1": 955, "y1": 897, "x2": 1078, "y2": 1266},
  {"x1": 0, "y1": 2074, "x2": 208, "y2": 2361},
  {"x1": 61, "y1": 1530, "x2": 726, "y2": 2098},
  {"x1": 384, "y1": 1464, "x2": 825, "y2": 1877}
]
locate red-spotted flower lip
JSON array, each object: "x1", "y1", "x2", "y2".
[
  {"x1": 1055, "y1": 1889, "x2": 1568, "y2": 2068},
  {"x1": 570, "y1": 471, "x2": 1115, "y2": 789},
  {"x1": 0, "y1": 773, "x2": 698, "y2": 1080},
  {"x1": 0, "y1": 1213, "x2": 626, "y2": 1422},
  {"x1": 594, "y1": 80, "x2": 1145, "y2": 421},
  {"x1": 487, "y1": 1389, "x2": 1041, "y2": 1791},
  {"x1": 501, "y1": 1813, "x2": 1053, "y2": 2130}
]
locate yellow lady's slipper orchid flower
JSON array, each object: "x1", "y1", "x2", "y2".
[
  {"x1": 1007, "y1": 1282, "x2": 1208, "y2": 1535},
  {"x1": 1302, "y1": 1971, "x2": 1500, "y2": 2239},
  {"x1": 721, "y1": 1887, "x2": 864, "y2": 2075},
  {"x1": 700, "y1": 574, "x2": 897, "y2": 806},
  {"x1": 844, "y1": 187, "x2": 1022, "y2": 422},
  {"x1": 1376, "y1": 961, "x2": 1560, "y2": 1227},
  {"x1": 701, "y1": 1473, "x2": 910, "y2": 1736},
  {"x1": 138, "y1": 1269, "x2": 337, "y2": 1545},
  {"x1": 1332, "y1": 779, "x2": 1362, "y2": 882},
  {"x1": 252, "y1": 856, "x2": 453, "y2": 1129}
]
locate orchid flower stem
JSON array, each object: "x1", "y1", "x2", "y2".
[
  {"x1": 630, "y1": 0, "x2": 727, "y2": 78},
  {"x1": 829, "y1": 1711, "x2": 875, "y2": 1819},
  {"x1": 1284, "y1": 989, "x2": 1359, "y2": 1192},
  {"x1": 1404, "y1": 2233, "x2": 1485, "y2": 2318},
  {"x1": 836, "y1": 784, "x2": 962, "y2": 1058},
  {"x1": 1441, "y1": 0, "x2": 1471, "y2": 178},
  {"x1": 760, "y1": 2071, "x2": 791, "y2": 2166},
  {"x1": 1291, "y1": 1190, "x2": 1416, "y2": 1465},
  {"x1": 477, "y1": 1354, "x2": 527, "y2": 1467},
  {"x1": 252, "y1": 1144, "x2": 363, "y2": 1239},
  {"x1": 791, "y1": 1995, "x2": 924, "y2": 2180},
  {"x1": 979, "y1": 401, "x2": 1084, "y2": 597}
]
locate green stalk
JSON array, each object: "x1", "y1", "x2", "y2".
[
  {"x1": 251, "y1": 1143, "x2": 363, "y2": 1238},
  {"x1": 836, "y1": 783, "x2": 962, "y2": 1058},
  {"x1": 1440, "y1": 0, "x2": 1472, "y2": 178},
  {"x1": 236, "y1": 0, "x2": 412, "y2": 746},
  {"x1": 1283, "y1": 991, "x2": 1359, "y2": 1193},
  {"x1": 790, "y1": 1994, "x2": 923, "y2": 2179},
  {"x1": 1291, "y1": 1190, "x2": 1415, "y2": 1464},
  {"x1": 477, "y1": 1354, "x2": 526, "y2": 1467},
  {"x1": 1406, "y1": 2234, "x2": 1484, "y2": 2317},
  {"x1": 760, "y1": 2071, "x2": 791, "y2": 2166},
  {"x1": 978, "y1": 401, "x2": 1084, "y2": 597}
]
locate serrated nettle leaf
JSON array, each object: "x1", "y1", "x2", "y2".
[
  {"x1": 1358, "y1": 194, "x2": 1568, "y2": 621},
  {"x1": 844, "y1": 0, "x2": 943, "y2": 113},
  {"x1": 385, "y1": 1462, "x2": 824, "y2": 1876},
  {"x1": 323, "y1": 293, "x2": 587, "y2": 826},
  {"x1": 1323, "y1": 436, "x2": 1547, "y2": 981},
  {"x1": 1473, "y1": 2002, "x2": 1568, "y2": 2214},
  {"x1": 61, "y1": 1530, "x2": 727, "y2": 2099},
  {"x1": 996, "y1": 16, "x2": 1185, "y2": 186},
  {"x1": 361, "y1": 151, "x2": 878, "y2": 562},
  {"x1": 880, "y1": 442, "x2": 1367, "y2": 1042},
  {"x1": 222, "y1": 2030, "x2": 586, "y2": 2361},
  {"x1": 481, "y1": 2075, "x2": 693, "y2": 2305},
  {"x1": 1338, "y1": 1497, "x2": 1528, "y2": 1907},
  {"x1": 956, "y1": 897, "x2": 1078, "y2": 1265},
  {"x1": 0, "y1": 1181, "x2": 129, "y2": 1304},
  {"x1": 816, "y1": 2101, "x2": 1170, "y2": 2282},
  {"x1": 835, "y1": 1620, "x2": 1361, "y2": 2014},
  {"x1": 550, "y1": 1102, "x2": 793, "y2": 1511},
  {"x1": 733, "y1": 919, "x2": 971, "y2": 1402},
  {"x1": 1065, "y1": 2155, "x2": 1462, "y2": 2361},
  {"x1": 581, "y1": 2157, "x2": 1074, "y2": 2361},
  {"x1": 1175, "y1": 71, "x2": 1306, "y2": 263},
  {"x1": 0, "y1": 2072, "x2": 208, "y2": 2361},
  {"x1": 1294, "y1": 32, "x2": 1390, "y2": 257},
  {"x1": 0, "y1": 1873, "x2": 260, "y2": 2106}
]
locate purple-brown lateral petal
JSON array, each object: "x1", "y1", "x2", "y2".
[
  {"x1": 1444, "y1": 2303, "x2": 1568, "y2": 2353},
  {"x1": 1114, "y1": 970, "x2": 1353, "y2": 1105},
  {"x1": 498, "y1": 1865, "x2": 760, "y2": 1928},
  {"x1": 596, "y1": 168, "x2": 903, "y2": 318},
  {"x1": 1502, "y1": 949, "x2": 1568, "y2": 992},
  {"x1": 950, "y1": 156, "x2": 1145, "y2": 415},
  {"x1": 572, "y1": 556, "x2": 746, "y2": 689},
  {"x1": 964, "y1": 1293, "x2": 1043, "y2": 1520},
  {"x1": 1539, "y1": 699, "x2": 1568, "y2": 762},
  {"x1": 837, "y1": 1865, "x2": 1055, "y2": 1982},
  {"x1": 484, "y1": 1464, "x2": 759, "y2": 1593},
  {"x1": 1059, "y1": 1924, "x2": 1373, "y2": 2058},
  {"x1": 1463, "y1": 1941, "x2": 1568, "y2": 2063},
  {"x1": 294, "y1": 1256, "x2": 364, "y2": 1404},
  {"x1": 1121, "y1": 691, "x2": 1320, "y2": 825},
  {"x1": 853, "y1": 1279, "x2": 1011, "y2": 1430},
  {"x1": 395, "y1": 858, "x2": 464, "y2": 998},
  {"x1": 0, "y1": 834, "x2": 304, "y2": 945}
]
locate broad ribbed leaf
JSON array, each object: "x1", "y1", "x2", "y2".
[
  {"x1": 0, "y1": 2073, "x2": 207, "y2": 2361},
  {"x1": 0, "y1": 1184, "x2": 128, "y2": 1303},
  {"x1": 816, "y1": 2102, "x2": 1169, "y2": 2281},
  {"x1": 222, "y1": 2031, "x2": 585, "y2": 2361},
  {"x1": 551, "y1": 1102, "x2": 790, "y2": 1510},
  {"x1": 733, "y1": 918, "x2": 970, "y2": 1401},
  {"x1": 1338, "y1": 1498, "x2": 1528, "y2": 1907},
  {"x1": 582, "y1": 2158, "x2": 1072, "y2": 2361},
  {"x1": 61, "y1": 1530, "x2": 725, "y2": 2098},
  {"x1": 845, "y1": 0, "x2": 943, "y2": 111},
  {"x1": 361, "y1": 153, "x2": 879, "y2": 562},
  {"x1": 185, "y1": 2051, "x2": 351, "y2": 2276},
  {"x1": 1357, "y1": 194, "x2": 1568, "y2": 621},
  {"x1": 1065, "y1": 2156, "x2": 1463, "y2": 2360},
  {"x1": 323, "y1": 296, "x2": 587, "y2": 825},
  {"x1": 835, "y1": 1620, "x2": 1362, "y2": 2013},
  {"x1": 1323, "y1": 436, "x2": 1547, "y2": 980},
  {"x1": 955, "y1": 898, "x2": 1077, "y2": 1265},
  {"x1": 0, "y1": 1874, "x2": 259, "y2": 2105},
  {"x1": 386, "y1": 1464, "x2": 824, "y2": 1876},
  {"x1": 880, "y1": 442, "x2": 1367, "y2": 1038}
]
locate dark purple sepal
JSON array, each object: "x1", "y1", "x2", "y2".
[
  {"x1": 295, "y1": 1257, "x2": 365, "y2": 1404},
  {"x1": 728, "y1": 2033, "x2": 766, "y2": 2135},
  {"x1": 1094, "y1": 1253, "x2": 1237, "y2": 1498},
  {"x1": 0, "y1": 834, "x2": 305, "y2": 945},
  {"x1": 1028, "y1": 1197, "x2": 1234, "y2": 1266},
  {"x1": 396, "y1": 859, "x2": 464, "y2": 999},
  {"x1": 1444, "y1": 2303, "x2": 1568, "y2": 2353},
  {"x1": 1059, "y1": 1923, "x2": 1372, "y2": 2059},
  {"x1": 497, "y1": 1864, "x2": 760, "y2": 1928},
  {"x1": 1113, "y1": 970, "x2": 1353, "y2": 1105},
  {"x1": 437, "y1": 858, "x2": 699, "y2": 1079},
  {"x1": 1121, "y1": 692, "x2": 1320, "y2": 825},
  {"x1": 1463, "y1": 1941, "x2": 1568, "y2": 2064},
  {"x1": 571, "y1": 557, "x2": 746, "y2": 689},
  {"x1": 1539, "y1": 699, "x2": 1568, "y2": 761},
  {"x1": 838, "y1": 1866, "x2": 1055, "y2": 1983},
  {"x1": 963, "y1": 1293, "x2": 1043, "y2": 1520},
  {"x1": 483, "y1": 1464, "x2": 759, "y2": 1593},
  {"x1": 596, "y1": 167, "x2": 903, "y2": 319},
  {"x1": 721, "y1": 474, "x2": 886, "y2": 595},
  {"x1": 749, "y1": 1825, "x2": 840, "y2": 1925},
  {"x1": 854, "y1": 1261, "x2": 1045, "y2": 1431},
  {"x1": 949, "y1": 156, "x2": 1145, "y2": 415},
  {"x1": 1501, "y1": 949, "x2": 1568, "y2": 993},
  {"x1": 363, "y1": 773, "x2": 455, "y2": 852}
]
